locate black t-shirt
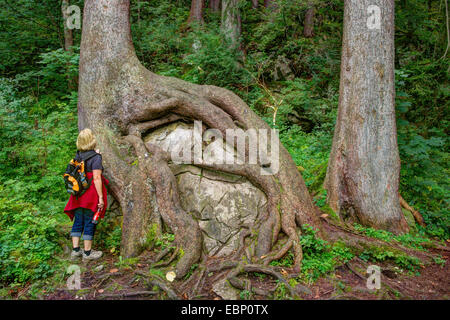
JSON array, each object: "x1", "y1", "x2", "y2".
[{"x1": 76, "y1": 151, "x2": 103, "y2": 172}]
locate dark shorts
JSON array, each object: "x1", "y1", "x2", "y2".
[{"x1": 70, "y1": 207, "x2": 97, "y2": 240}]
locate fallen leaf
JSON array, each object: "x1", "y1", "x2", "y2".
[
  {"x1": 137, "y1": 263, "x2": 143, "y2": 267},
  {"x1": 320, "y1": 214, "x2": 329, "y2": 219},
  {"x1": 98, "y1": 289, "x2": 104, "y2": 293},
  {"x1": 214, "y1": 297, "x2": 221, "y2": 300},
  {"x1": 183, "y1": 293, "x2": 188, "y2": 300},
  {"x1": 109, "y1": 268, "x2": 119, "y2": 273},
  {"x1": 336, "y1": 274, "x2": 341, "y2": 278}
]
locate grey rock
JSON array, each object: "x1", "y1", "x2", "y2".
[
  {"x1": 144, "y1": 122, "x2": 267, "y2": 257},
  {"x1": 271, "y1": 55, "x2": 294, "y2": 81},
  {"x1": 212, "y1": 279, "x2": 239, "y2": 300}
]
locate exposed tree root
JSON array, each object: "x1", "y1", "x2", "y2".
[
  {"x1": 152, "y1": 247, "x2": 180, "y2": 268},
  {"x1": 226, "y1": 263, "x2": 297, "y2": 298},
  {"x1": 122, "y1": 134, "x2": 202, "y2": 279},
  {"x1": 321, "y1": 218, "x2": 435, "y2": 262},
  {"x1": 345, "y1": 261, "x2": 366, "y2": 280},
  {"x1": 188, "y1": 266, "x2": 206, "y2": 299},
  {"x1": 135, "y1": 270, "x2": 180, "y2": 300},
  {"x1": 116, "y1": 83, "x2": 320, "y2": 277},
  {"x1": 99, "y1": 290, "x2": 157, "y2": 298},
  {"x1": 152, "y1": 247, "x2": 172, "y2": 265},
  {"x1": 191, "y1": 259, "x2": 297, "y2": 298},
  {"x1": 399, "y1": 195, "x2": 426, "y2": 227}
]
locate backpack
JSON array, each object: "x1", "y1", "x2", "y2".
[{"x1": 63, "y1": 150, "x2": 98, "y2": 198}]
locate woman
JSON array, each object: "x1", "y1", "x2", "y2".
[{"x1": 64, "y1": 128, "x2": 109, "y2": 261}]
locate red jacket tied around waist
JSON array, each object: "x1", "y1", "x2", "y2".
[{"x1": 64, "y1": 171, "x2": 109, "y2": 220}]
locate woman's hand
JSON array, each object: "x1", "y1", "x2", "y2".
[{"x1": 98, "y1": 197, "x2": 104, "y2": 210}]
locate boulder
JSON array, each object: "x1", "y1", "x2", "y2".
[
  {"x1": 212, "y1": 278, "x2": 240, "y2": 300},
  {"x1": 144, "y1": 122, "x2": 267, "y2": 257}
]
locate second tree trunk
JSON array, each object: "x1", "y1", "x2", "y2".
[{"x1": 324, "y1": 0, "x2": 409, "y2": 234}]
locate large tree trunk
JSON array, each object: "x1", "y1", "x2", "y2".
[
  {"x1": 303, "y1": 6, "x2": 315, "y2": 38},
  {"x1": 187, "y1": 0, "x2": 205, "y2": 25},
  {"x1": 78, "y1": 0, "x2": 319, "y2": 278},
  {"x1": 324, "y1": 0, "x2": 409, "y2": 234},
  {"x1": 221, "y1": 0, "x2": 243, "y2": 51}
]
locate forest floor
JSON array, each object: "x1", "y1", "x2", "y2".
[{"x1": 43, "y1": 240, "x2": 450, "y2": 301}]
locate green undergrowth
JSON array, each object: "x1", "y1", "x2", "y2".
[
  {"x1": 352, "y1": 223, "x2": 437, "y2": 251},
  {"x1": 357, "y1": 245, "x2": 423, "y2": 274},
  {"x1": 268, "y1": 224, "x2": 433, "y2": 286},
  {"x1": 270, "y1": 225, "x2": 354, "y2": 283}
]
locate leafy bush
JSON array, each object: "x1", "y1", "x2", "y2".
[
  {"x1": 270, "y1": 225, "x2": 354, "y2": 283},
  {"x1": 0, "y1": 52, "x2": 78, "y2": 286},
  {"x1": 279, "y1": 125, "x2": 332, "y2": 193},
  {"x1": 299, "y1": 225, "x2": 354, "y2": 282},
  {"x1": 358, "y1": 246, "x2": 422, "y2": 272},
  {"x1": 181, "y1": 24, "x2": 253, "y2": 88},
  {"x1": 0, "y1": 189, "x2": 61, "y2": 284},
  {"x1": 395, "y1": 70, "x2": 449, "y2": 239}
]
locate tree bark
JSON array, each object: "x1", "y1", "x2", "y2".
[
  {"x1": 221, "y1": 0, "x2": 243, "y2": 52},
  {"x1": 252, "y1": 0, "x2": 259, "y2": 9},
  {"x1": 209, "y1": 0, "x2": 221, "y2": 12},
  {"x1": 303, "y1": 6, "x2": 315, "y2": 38},
  {"x1": 187, "y1": 0, "x2": 205, "y2": 25},
  {"x1": 78, "y1": 0, "x2": 319, "y2": 278},
  {"x1": 61, "y1": 0, "x2": 76, "y2": 90},
  {"x1": 324, "y1": 0, "x2": 409, "y2": 234},
  {"x1": 61, "y1": 0, "x2": 73, "y2": 52}
]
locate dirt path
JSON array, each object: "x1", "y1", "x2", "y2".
[{"x1": 45, "y1": 243, "x2": 449, "y2": 300}]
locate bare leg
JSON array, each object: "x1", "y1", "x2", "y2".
[
  {"x1": 72, "y1": 237, "x2": 80, "y2": 248},
  {"x1": 84, "y1": 240, "x2": 92, "y2": 251}
]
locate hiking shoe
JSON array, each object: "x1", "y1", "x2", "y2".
[
  {"x1": 70, "y1": 250, "x2": 82, "y2": 260},
  {"x1": 82, "y1": 249, "x2": 103, "y2": 261}
]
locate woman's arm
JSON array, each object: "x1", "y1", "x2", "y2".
[{"x1": 93, "y1": 169, "x2": 104, "y2": 210}]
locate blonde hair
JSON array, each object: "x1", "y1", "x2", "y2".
[{"x1": 76, "y1": 128, "x2": 97, "y2": 151}]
